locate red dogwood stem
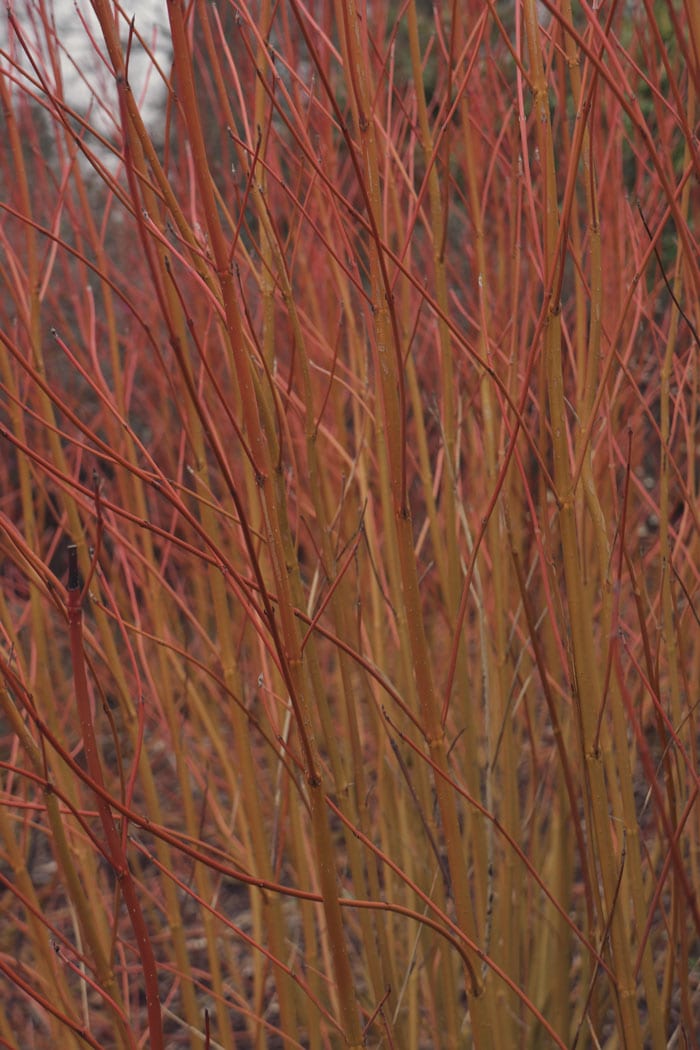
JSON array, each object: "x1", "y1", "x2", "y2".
[{"x1": 67, "y1": 546, "x2": 163, "y2": 1050}]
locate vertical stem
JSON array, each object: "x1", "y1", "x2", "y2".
[
  {"x1": 66, "y1": 547, "x2": 163, "y2": 1050},
  {"x1": 165, "y1": 3, "x2": 363, "y2": 1042},
  {"x1": 329, "y1": 0, "x2": 495, "y2": 1042},
  {"x1": 522, "y1": 2, "x2": 642, "y2": 1044}
]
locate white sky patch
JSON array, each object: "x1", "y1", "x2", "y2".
[{"x1": 1, "y1": 2, "x2": 171, "y2": 143}]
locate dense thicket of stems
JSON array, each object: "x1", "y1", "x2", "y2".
[{"x1": 0, "y1": 2, "x2": 697, "y2": 1047}]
